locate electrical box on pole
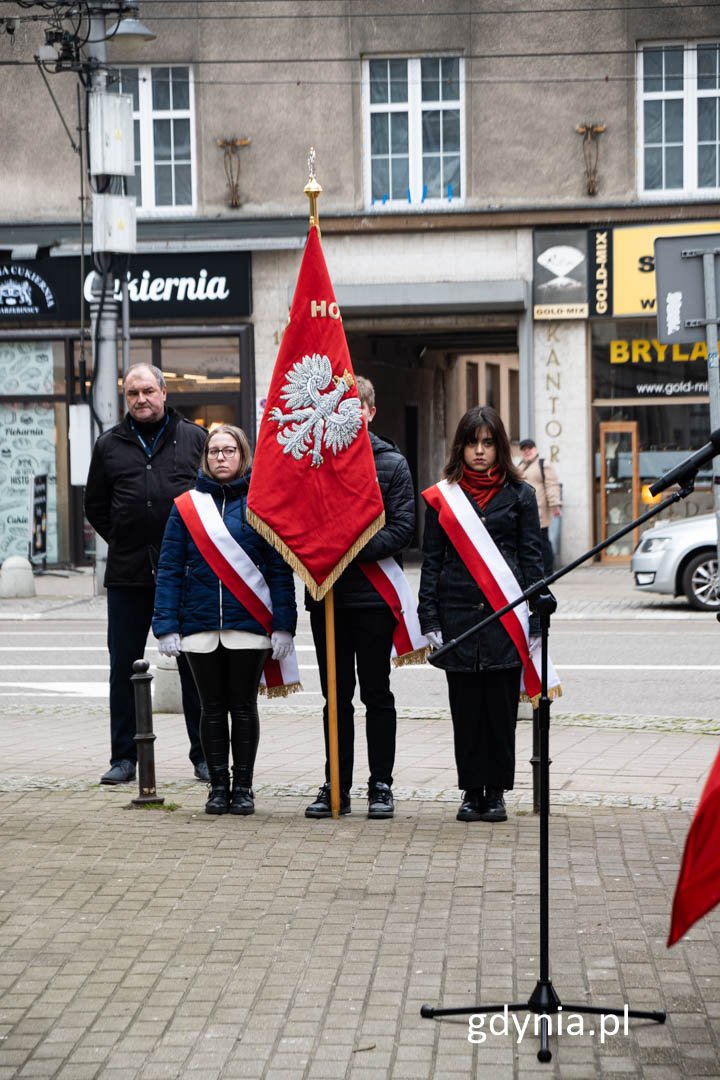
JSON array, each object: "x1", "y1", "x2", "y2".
[
  {"x1": 89, "y1": 92, "x2": 135, "y2": 176},
  {"x1": 92, "y1": 194, "x2": 137, "y2": 253}
]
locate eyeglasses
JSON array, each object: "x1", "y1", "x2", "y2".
[{"x1": 208, "y1": 446, "x2": 238, "y2": 459}]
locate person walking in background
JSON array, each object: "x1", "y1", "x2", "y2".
[
  {"x1": 152, "y1": 425, "x2": 298, "y2": 817},
  {"x1": 85, "y1": 363, "x2": 208, "y2": 787},
  {"x1": 518, "y1": 438, "x2": 562, "y2": 575},
  {"x1": 418, "y1": 406, "x2": 545, "y2": 824},
  {"x1": 305, "y1": 376, "x2": 415, "y2": 820}
]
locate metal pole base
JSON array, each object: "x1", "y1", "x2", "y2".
[
  {"x1": 131, "y1": 794, "x2": 165, "y2": 807},
  {"x1": 421, "y1": 987, "x2": 666, "y2": 1062}
]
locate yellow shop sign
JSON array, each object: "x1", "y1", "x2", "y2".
[
  {"x1": 610, "y1": 338, "x2": 708, "y2": 364},
  {"x1": 612, "y1": 222, "x2": 720, "y2": 317}
]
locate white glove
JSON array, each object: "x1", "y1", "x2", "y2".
[
  {"x1": 271, "y1": 630, "x2": 293, "y2": 661},
  {"x1": 157, "y1": 633, "x2": 181, "y2": 657},
  {"x1": 529, "y1": 635, "x2": 541, "y2": 653},
  {"x1": 426, "y1": 629, "x2": 444, "y2": 649}
]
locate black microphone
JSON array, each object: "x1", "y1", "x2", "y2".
[{"x1": 649, "y1": 429, "x2": 720, "y2": 496}]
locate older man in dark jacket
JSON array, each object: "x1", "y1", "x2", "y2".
[
  {"x1": 305, "y1": 376, "x2": 415, "y2": 820},
  {"x1": 85, "y1": 363, "x2": 207, "y2": 785}
]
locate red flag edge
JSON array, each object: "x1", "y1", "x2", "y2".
[
  {"x1": 246, "y1": 507, "x2": 386, "y2": 601},
  {"x1": 393, "y1": 646, "x2": 431, "y2": 666},
  {"x1": 667, "y1": 744, "x2": 720, "y2": 946}
]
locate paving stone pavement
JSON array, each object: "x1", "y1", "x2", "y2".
[{"x1": 0, "y1": 566, "x2": 719, "y2": 1078}]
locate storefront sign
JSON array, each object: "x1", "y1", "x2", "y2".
[
  {"x1": 0, "y1": 264, "x2": 56, "y2": 317},
  {"x1": 533, "y1": 231, "x2": 588, "y2": 319},
  {"x1": 589, "y1": 228, "x2": 613, "y2": 317},
  {"x1": 609, "y1": 338, "x2": 708, "y2": 365},
  {"x1": 589, "y1": 222, "x2": 720, "y2": 318},
  {"x1": 0, "y1": 251, "x2": 252, "y2": 322},
  {"x1": 593, "y1": 321, "x2": 709, "y2": 399}
]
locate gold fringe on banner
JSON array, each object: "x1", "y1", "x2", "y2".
[
  {"x1": 260, "y1": 681, "x2": 303, "y2": 699},
  {"x1": 521, "y1": 684, "x2": 564, "y2": 709},
  {"x1": 246, "y1": 508, "x2": 386, "y2": 600},
  {"x1": 392, "y1": 645, "x2": 431, "y2": 668}
]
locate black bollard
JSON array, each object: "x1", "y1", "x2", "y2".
[{"x1": 131, "y1": 659, "x2": 164, "y2": 806}]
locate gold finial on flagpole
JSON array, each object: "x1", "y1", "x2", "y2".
[{"x1": 304, "y1": 146, "x2": 323, "y2": 232}]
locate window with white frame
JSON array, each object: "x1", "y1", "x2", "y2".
[
  {"x1": 110, "y1": 66, "x2": 195, "y2": 212},
  {"x1": 364, "y1": 56, "x2": 464, "y2": 208},
  {"x1": 639, "y1": 42, "x2": 720, "y2": 195}
]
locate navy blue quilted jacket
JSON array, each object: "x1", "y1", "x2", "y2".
[{"x1": 152, "y1": 469, "x2": 297, "y2": 638}]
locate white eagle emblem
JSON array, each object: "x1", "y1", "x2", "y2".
[{"x1": 269, "y1": 353, "x2": 362, "y2": 467}]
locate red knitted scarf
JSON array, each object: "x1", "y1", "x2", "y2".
[{"x1": 458, "y1": 464, "x2": 504, "y2": 510}]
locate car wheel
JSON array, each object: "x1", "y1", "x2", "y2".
[{"x1": 681, "y1": 551, "x2": 720, "y2": 611}]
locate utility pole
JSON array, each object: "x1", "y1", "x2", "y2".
[
  {"x1": 87, "y1": 3, "x2": 118, "y2": 426},
  {"x1": 83, "y1": 4, "x2": 136, "y2": 589},
  {"x1": 28, "y1": 2, "x2": 154, "y2": 586}
]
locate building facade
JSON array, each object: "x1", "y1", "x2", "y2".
[{"x1": 1, "y1": 1, "x2": 719, "y2": 565}]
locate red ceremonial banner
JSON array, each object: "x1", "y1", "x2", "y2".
[
  {"x1": 668, "y1": 743, "x2": 720, "y2": 946},
  {"x1": 247, "y1": 227, "x2": 385, "y2": 598}
]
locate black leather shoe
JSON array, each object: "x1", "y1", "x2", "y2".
[
  {"x1": 368, "y1": 781, "x2": 394, "y2": 819},
  {"x1": 456, "y1": 789, "x2": 487, "y2": 822},
  {"x1": 205, "y1": 769, "x2": 231, "y2": 815},
  {"x1": 478, "y1": 788, "x2": 507, "y2": 822},
  {"x1": 230, "y1": 785, "x2": 255, "y2": 815},
  {"x1": 305, "y1": 783, "x2": 351, "y2": 818}
]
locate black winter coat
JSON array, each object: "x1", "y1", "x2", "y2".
[
  {"x1": 84, "y1": 409, "x2": 206, "y2": 588},
  {"x1": 418, "y1": 479, "x2": 544, "y2": 672},
  {"x1": 305, "y1": 431, "x2": 416, "y2": 610},
  {"x1": 152, "y1": 470, "x2": 297, "y2": 639}
]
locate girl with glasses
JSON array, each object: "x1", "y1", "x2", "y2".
[{"x1": 153, "y1": 425, "x2": 297, "y2": 816}]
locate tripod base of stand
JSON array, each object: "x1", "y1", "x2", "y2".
[{"x1": 421, "y1": 980, "x2": 665, "y2": 1062}]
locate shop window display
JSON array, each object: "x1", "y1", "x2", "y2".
[{"x1": 0, "y1": 342, "x2": 69, "y2": 564}]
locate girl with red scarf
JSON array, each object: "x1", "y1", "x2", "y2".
[{"x1": 418, "y1": 406, "x2": 545, "y2": 823}]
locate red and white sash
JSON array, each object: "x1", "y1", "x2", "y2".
[
  {"x1": 359, "y1": 558, "x2": 430, "y2": 666},
  {"x1": 422, "y1": 479, "x2": 561, "y2": 706},
  {"x1": 174, "y1": 490, "x2": 301, "y2": 697}
]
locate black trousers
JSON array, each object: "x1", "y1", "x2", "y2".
[
  {"x1": 310, "y1": 605, "x2": 397, "y2": 791},
  {"x1": 445, "y1": 666, "x2": 522, "y2": 792},
  {"x1": 185, "y1": 644, "x2": 269, "y2": 778},
  {"x1": 107, "y1": 587, "x2": 203, "y2": 767}
]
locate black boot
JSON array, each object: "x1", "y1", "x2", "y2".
[
  {"x1": 230, "y1": 768, "x2": 255, "y2": 816},
  {"x1": 456, "y1": 788, "x2": 487, "y2": 822},
  {"x1": 305, "y1": 782, "x2": 351, "y2": 818},
  {"x1": 205, "y1": 768, "x2": 231, "y2": 815},
  {"x1": 368, "y1": 781, "x2": 394, "y2": 819},
  {"x1": 478, "y1": 787, "x2": 507, "y2": 822}
]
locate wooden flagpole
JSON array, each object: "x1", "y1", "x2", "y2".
[
  {"x1": 305, "y1": 151, "x2": 341, "y2": 819},
  {"x1": 324, "y1": 588, "x2": 341, "y2": 818}
]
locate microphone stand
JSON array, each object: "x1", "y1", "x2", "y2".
[{"x1": 419, "y1": 472, "x2": 702, "y2": 1061}]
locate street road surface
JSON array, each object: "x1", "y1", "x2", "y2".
[{"x1": 0, "y1": 608, "x2": 717, "y2": 721}]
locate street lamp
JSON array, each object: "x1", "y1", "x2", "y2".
[{"x1": 105, "y1": 1, "x2": 156, "y2": 48}]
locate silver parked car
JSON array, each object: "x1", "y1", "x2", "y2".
[{"x1": 631, "y1": 514, "x2": 720, "y2": 611}]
